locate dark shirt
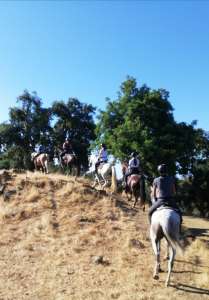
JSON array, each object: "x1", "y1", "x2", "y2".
[
  {"x1": 153, "y1": 176, "x2": 175, "y2": 199},
  {"x1": 38, "y1": 145, "x2": 45, "y2": 153}
]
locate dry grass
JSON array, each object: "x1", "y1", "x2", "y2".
[{"x1": 0, "y1": 171, "x2": 208, "y2": 300}]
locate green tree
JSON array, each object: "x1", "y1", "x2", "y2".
[
  {"x1": 0, "y1": 90, "x2": 52, "y2": 169},
  {"x1": 96, "y1": 77, "x2": 209, "y2": 177}
]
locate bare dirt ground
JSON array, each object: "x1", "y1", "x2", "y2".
[{"x1": 0, "y1": 170, "x2": 208, "y2": 300}]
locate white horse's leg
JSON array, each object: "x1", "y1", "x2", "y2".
[
  {"x1": 34, "y1": 161, "x2": 38, "y2": 172},
  {"x1": 45, "y1": 160, "x2": 49, "y2": 174},
  {"x1": 102, "y1": 176, "x2": 107, "y2": 189},
  {"x1": 92, "y1": 173, "x2": 99, "y2": 188},
  {"x1": 150, "y1": 228, "x2": 160, "y2": 280},
  {"x1": 165, "y1": 246, "x2": 175, "y2": 287},
  {"x1": 163, "y1": 241, "x2": 170, "y2": 261}
]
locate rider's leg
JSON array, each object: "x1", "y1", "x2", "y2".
[
  {"x1": 60, "y1": 151, "x2": 66, "y2": 161},
  {"x1": 95, "y1": 161, "x2": 100, "y2": 174},
  {"x1": 148, "y1": 199, "x2": 164, "y2": 224},
  {"x1": 124, "y1": 170, "x2": 131, "y2": 192}
]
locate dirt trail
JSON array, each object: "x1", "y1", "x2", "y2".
[{"x1": 0, "y1": 171, "x2": 208, "y2": 300}]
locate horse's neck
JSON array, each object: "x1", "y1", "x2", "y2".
[{"x1": 122, "y1": 163, "x2": 128, "y2": 174}]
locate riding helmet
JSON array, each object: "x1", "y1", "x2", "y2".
[
  {"x1": 157, "y1": 164, "x2": 167, "y2": 175},
  {"x1": 131, "y1": 151, "x2": 137, "y2": 158}
]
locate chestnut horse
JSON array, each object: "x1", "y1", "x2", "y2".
[
  {"x1": 122, "y1": 161, "x2": 146, "y2": 209},
  {"x1": 31, "y1": 152, "x2": 49, "y2": 174}
]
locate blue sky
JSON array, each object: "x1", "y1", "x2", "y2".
[{"x1": 0, "y1": 1, "x2": 209, "y2": 131}]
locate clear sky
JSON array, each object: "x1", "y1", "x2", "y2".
[{"x1": 0, "y1": 1, "x2": 209, "y2": 131}]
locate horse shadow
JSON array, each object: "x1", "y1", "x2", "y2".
[
  {"x1": 183, "y1": 227, "x2": 209, "y2": 239},
  {"x1": 170, "y1": 283, "x2": 209, "y2": 295},
  {"x1": 114, "y1": 197, "x2": 138, "y2": 217}
]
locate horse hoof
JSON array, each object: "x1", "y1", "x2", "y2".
[
  {"x1": 163, "y1": 256, "x2": 169, "y2": 261},
  {"x1": 153, "y1": 274, "x2": 159, "y2": 280}
]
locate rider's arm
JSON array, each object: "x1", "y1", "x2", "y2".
[
  {"x1": 98, "y1": 149, "x2": 102, "y2": 159},
  {"x1": 153, "y1": 179, "x2": 158, "y2": 201},
  {"x1": 153, "y1": 185, "x2": 157, "y2": 200}
]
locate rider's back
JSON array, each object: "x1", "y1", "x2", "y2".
[{"x1": 153, "y1": 175, "x2": 175, "y2": 199}]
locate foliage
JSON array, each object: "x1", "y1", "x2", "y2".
[{"x1": 96, "y1": 77, "x2": 209, "y2": 178}]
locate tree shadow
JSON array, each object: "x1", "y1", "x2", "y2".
[{"x1": 171, "y1": 283, "x2": 209, "y2": 295}]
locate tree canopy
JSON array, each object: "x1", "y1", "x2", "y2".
[{"x1": 96, "y1": 77, "x2": 209, "y2": 177}]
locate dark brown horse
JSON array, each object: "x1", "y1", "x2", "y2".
[
  {"x1": 58, "y1": 152, "x2": 80, "y2": 176},
  {"x1": 122, "y1": 161, "x2": 146, "y2": 209}
]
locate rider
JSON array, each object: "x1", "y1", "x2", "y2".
[
  {"x1": 33, "y1": 144, "x2": 45, "y2": 160},
  {"x1": 95, "y1": 143, "x2": 108, "y2": 174},
  {"x1": 124, "y1": 151, "x2": 141, "y2": 192},
  {"x1": 148, "y1": 164, "x2": 182, "y2": 225},
  {"x1": 60, "y1": 138, "x2": 74, "y2": 161}
]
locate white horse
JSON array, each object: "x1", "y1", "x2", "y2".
[
  {"x1": 31, "y1": 152, "x2": 49, "y2": 174},
  {"x1": 150, "y1": 208, "x2": 183, "y2": 287},
  {"x1": 88, "y1": 155, "x2": 117, "y2": 192}
]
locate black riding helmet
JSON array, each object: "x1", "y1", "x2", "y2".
[
  {"x1": 101, "y1": 143, "x2": 106, "y2": 149},
  {"x1": 130, "y1": 151, "x2": 137, "y2": 158},
  {"x1": 157, "y1": 164, "x2": 167, "y2": 175}
]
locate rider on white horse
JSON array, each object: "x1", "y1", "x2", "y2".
[
  {"x1": 124, "y1": 152, "x2": 141, "y2": 192},
  {"x1": 32, "y1": 144, "x2": 46, "y2": 161},
  {"x1": 95, "y1": 143, "x2": 108, "y2": 175},
  {"x1": 148, "y1": 164, "x2": 182, "y2": 225}
]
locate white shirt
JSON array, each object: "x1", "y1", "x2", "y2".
[{"x1": 128, "y1": 157, "x2": 140, "y2": 169}]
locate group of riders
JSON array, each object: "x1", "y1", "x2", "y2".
[
  {"x1": 32, "y1": 141, "x2": 182, "y2": 225},
  {"x1": 94, "y1": 143, "x2": 182, "y2": 226},
  {"x1": 33, "y1": 139, "x2": 75, "y2": 162}
]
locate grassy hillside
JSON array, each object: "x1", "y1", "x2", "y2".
[{"x1": 0, "y1": 170, "x2": 208, "y2": 300}]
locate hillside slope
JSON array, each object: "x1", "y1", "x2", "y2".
[{"x1": 0, "y1": 170, "x2": 208, "y2": 300}]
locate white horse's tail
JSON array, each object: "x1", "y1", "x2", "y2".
[
  {"x1": 111, "y1": 166, "x2": 117, "y2": 193},
  {"x1": 162, "y1": 220, "x2": 183, "y2": 255}
]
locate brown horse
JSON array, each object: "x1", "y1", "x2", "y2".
[
  {"x1": 122, "y1": 161, "x2": 146, "y2": 209},
  {"x1": 59, "y1": 152, "x2": 80, "y2": 176},
  {"x1": 31, "y1": 152, "x2": 49, "y2": 174}
]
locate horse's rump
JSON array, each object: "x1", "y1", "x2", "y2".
[
  {"x1": 63, "y1": 153, "x2": 75, "y2": 164},
  {"x1": 34, "y1": 153, "x2": 48, "y2": 166},
  {"x1": 151, "y1": 209, "x2": 181, "y2": 244},
  {"x1": 127, "y1": 174, "x2": 141, "y2": 188}
]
